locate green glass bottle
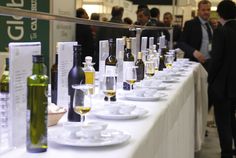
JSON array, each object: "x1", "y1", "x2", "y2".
[
  {"x1": 0, "y1": 58, "x2": 9, "y2": 92},
  {"x1": 27, "y1": 55, "x2": 48, "y2": 153}
]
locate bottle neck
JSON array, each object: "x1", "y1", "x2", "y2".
[
  {"x1": 32, "y1": 63, "x2": 46, "y2": 75},
  {"x1": 137, "y1": 52, "x2": 143, "y2": 60},
  {"x1": 73, "y1": 51, "x2": 81, "y2": 67},
  {"x1": 109, "y1": 43, "x2": 115, "y2": 56},
  {"x1": 55, "y1": 54, "x2": 58, "y2": 65},
  {"x1": 5, "y1": 64, "x2": 9, "y2": 71}
]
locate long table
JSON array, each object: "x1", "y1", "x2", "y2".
[{"x1": 2, "y1": 62, "x2": 208, "y2": 158}]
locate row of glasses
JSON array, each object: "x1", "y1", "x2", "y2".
[
  {"x1": 145, "y1": 53, "x2": 175, "y2": 78},
  {"x1": 71, "y1": 53, "x2": 176, "y2": 123}
]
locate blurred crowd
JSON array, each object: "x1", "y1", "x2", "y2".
[{"x1": 75, "y1": 3, "x2": 221, "y2": 71}]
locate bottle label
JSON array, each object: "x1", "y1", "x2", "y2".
[
  {"x1": 105, "y1": 65, "x2": 117, "y2": 76},
  {"x1": 0, "y1": 92, "x2": 9, "y2": 128},
  {"x1": 0, "y1": 92, "x2": 10, "y2": 150}
]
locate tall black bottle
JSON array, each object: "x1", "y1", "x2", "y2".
[
  {"x1": 51, "y1": 53, "x2": 58, "y2": 104},
  {"x1": 135, "y1": 52, "x2": 144, "y2": 81},
  {"x1": 68, "y1": 45, "x2": 85, "y2": 122},
  {"x1": 104, "y1": 39, "x2": 117, "y2": 102}
]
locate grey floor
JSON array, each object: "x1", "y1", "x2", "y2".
[
  {"x1": 195, "y1": 109, "x2": 222, "y2": 158},
  {"x1": 195, "y1": 126, "x2": 221, "y2": 158}
]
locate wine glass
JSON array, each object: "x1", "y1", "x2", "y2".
[
  {"x1": 103, "y1": 75, "x2": 117, "y2": 104},
  {"x1": 125, "y1": 66, "x2": 137, "y2": 90},
  {"x1": 145, "y1": 61, "x2": 155, "y2": 78},
  {"x1": 164, "y1": 54, "x2": 174, "y2": 69},
  {"x1": 72, "y1": 84, "x2": 93, "y2": 122}
]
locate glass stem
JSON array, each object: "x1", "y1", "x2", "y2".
[{"x1": 108, "y1": 96, "x2": 111, "y2": 104}]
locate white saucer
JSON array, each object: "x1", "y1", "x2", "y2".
[
  {"x1": 124, "y1": 93, "x2": 167, "y2": 101},
  {"x1": 161, "y1": 78, "x2": 179, "y2": 83},
  {"x1": 49, "y1": 129, "x2": 130, "y2": 147},
  {"x1": 93, "y1": 107, "x2": 148, "y2": 120},
  {"x1": 142, "y1": 84, "x2": 171, "y2": 90}
]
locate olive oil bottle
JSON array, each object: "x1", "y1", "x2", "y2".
[{"x1": 27, "y1": 55, "x2": 48, "y2": 153}]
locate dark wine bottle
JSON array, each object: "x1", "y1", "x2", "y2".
[
  {"x1": 123, "y1": 38, "x2": 134, "y2": 90},
  {"x1": 135, "y1": 52, "x2": 144, "y2": 81},
  {"x1": 51, "y1": 53, "x2": 58, "y2": 104},
  {"x1": 68, "y1": 45, "x2": 85, "y2": 121},
  {"x1": 104, "y1": 39, "x2": 117, "y2": 102},
  {"x1": 27, "y1": 55, "x2": 48, "y2": 153}
]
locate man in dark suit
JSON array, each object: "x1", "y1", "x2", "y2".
[
  {"x1": 136, "y1": 8, "x2": 168, "y2": 46},
  {"x1": 178, "y1": 0, "x2": 212, "y2": 69},
  {"x1": 178, "y1": 0, "x2": 213, "y2": 113},
  {"x1": 163, "y1": 12, "x2": 182, "y2": 48},
  {"x1": 208, "y1": 1, "x2": 236, "y2": 158}
]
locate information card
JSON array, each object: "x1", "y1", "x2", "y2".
[
  {"x1": 9, "y1": 42, "x2": 41, "y2": 147},
  {"x1": 57, "y1": 42, "x2": 77, "y2": 107}
]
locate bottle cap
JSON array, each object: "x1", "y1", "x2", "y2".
[
  {"x1": 32, "y1": 55, "x2": 44, "y2": 63},
  {"x1": 85, "y1": 56, "x2": 92, "y2": 64},
  {"x1": 153, "y1": 44, "x2": 156, "y2": 50}
]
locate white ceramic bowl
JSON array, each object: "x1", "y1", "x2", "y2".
[
  {"x1": 119, "y1": 104, "x2": 136, "y2": 114},
  {"x1": 80, "y1": 124, "x2": 104, "y2": 138},
  {"x1": 63, "y1": 122, "x2": 83, "y2": 133}
]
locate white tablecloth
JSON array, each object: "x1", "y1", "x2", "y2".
[{"x1": 2, "y1": 63, "x2": 208, "y2": 158}]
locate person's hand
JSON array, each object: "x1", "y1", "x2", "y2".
[{"x1": 193, "y1": 50, "x2": 206, "y2": 63}]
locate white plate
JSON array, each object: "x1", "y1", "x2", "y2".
[
  {"x1": 161, "y1": 78, "x2": 179, "y2": 83},
  {"x1": 142, "y1": 84, "x2": 171, "y2": 90},
  {"x1": 93, "y1": 107, "x2": 148, "y2": 120},
  {"x1": 124, "y1": 93, "x2": 166, "y2": 101},
  {"x1": 49, "y1": 129, "x2": 130, "y2": 147},
  {"x1": 169, "y1": 72, "x2": 182, "y2": 77}
]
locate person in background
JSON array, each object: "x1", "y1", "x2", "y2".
[
  {"x1": 123, "y1": 17, "x2": 133, "y2": 25},
  {"x1": 76, "y1": 8, "x2": 94, "y2": 64},
  {"x1": 208, "y1": 1, "x2": 236, "y2": 158},
  {"x1": 150, "y1": 7, "x2": 164, "y2": 26},
  {"x1": 97, "y1": 6, "x2": 129, "y2": 40},
  {"x1": 178, "y1": 0, "x2": 213, "y2": 64},
  {"x1": 178, "y1": 0, "x2": 212, "y2": 67},
  {"x1": 163, "y1": 12, "x2": 182, "y2": 48},
  {"x1": 209, "y1": 17, "x2": 221, "y2": 30},
  {"x1": 101, "y1": 17, "x2": 108, "y2": 22},
  {"x1": 95, "y1": 6, "x2": 130, "y2": 70},
  {"x1": 91, "y1": 13, "x2": 100, "y2": 21},
  {"x1": 90, "y1": 13, "x2": 100, "y2": 39},
  {"x1": 177, "y1": 0, "x2": 213, "y2": 130}
]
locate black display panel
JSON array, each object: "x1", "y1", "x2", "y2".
[{"x1": 132, "y1": 0, "x2": 174, "y2": 5}]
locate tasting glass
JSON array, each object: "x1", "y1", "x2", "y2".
[
  {"x1": 164, "y1": 54, "x2": 174, "y2": 69},
  {"x1": 145, "y1": 61, "x2": 155, "y2": 78},
  {"x1": 72, "y1": 84, "x2": 93, "y2": 122},
  {"x1": 102, "y1": 75, "x2": 117, "y2": 104},
  {"x1": 124, "y1": 66, "x2": 137, "y2": 90}
]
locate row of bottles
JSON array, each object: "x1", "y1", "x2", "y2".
[
  {"x1": 26, "y1": 36, "x2": 173, "y2": 152},
  {"x1": 1, "y1": 35, "x2": 173, "y2": 153}
]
